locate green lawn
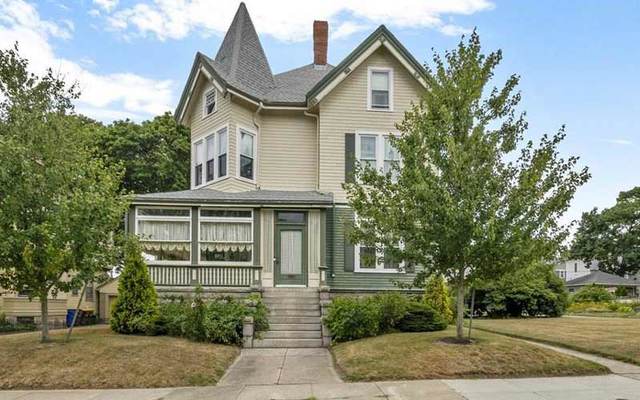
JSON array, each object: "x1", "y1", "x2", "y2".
[
  {"x1": 331, "y1": 328, "x2": 608, "y2": 381},
  {"x1": 0, "y1": 327, "x2": 239, "y2": 389},
  {"x1": 472, "y1": 317, "x2": 640, "y2": 365}
]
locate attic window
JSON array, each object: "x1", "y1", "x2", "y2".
[
  {"x1": 203, "y1": 89, "x2": 216, "y2": 117},
  {"x1": 368, "y1": 67, "x2": 393, "y2": 111}
]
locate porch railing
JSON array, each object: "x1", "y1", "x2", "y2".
[{"x1": 148, "y1": 265, "x2": 262, "y2": 288}]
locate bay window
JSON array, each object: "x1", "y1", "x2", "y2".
[
  {"x1": 217, "y1": 128, "x2": 227, "y2": 178},
  {"x1": 136, "y1": 207, "x2": 191, "y2": 263},
  {"x1": 239, "y1": 129, "x2": 255, "y2": 180},
  {"x1": 200, "y1": 209, "x2": 253, "y2": 264},
  {"x1": 192, "y1": 126, "x2": 228, "y2": 188},
  {"x1": 194, "y1": 141, "x2": 204, "y2": 186}
]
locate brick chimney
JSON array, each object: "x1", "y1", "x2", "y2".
[{"x1": 313, "y1": 20, "x2": 328, "y2": 66}]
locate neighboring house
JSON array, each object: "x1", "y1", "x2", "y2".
[
  {"x1": 565, "y1": 270, "x2": 640, "y2": 297},
  {"x1": 555, "y1": 259, "x2": 596, "y2": 282},
  {"x1": 128, "y1": 3, "x2": 426, "y2": 296}
]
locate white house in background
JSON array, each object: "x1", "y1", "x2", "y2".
[{"x1": 554, "y1": 259, "x2": 597, "y2": 282}]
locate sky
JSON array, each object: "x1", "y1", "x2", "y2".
[{"x1": 0, "y1": 0, "x2": 638, "y2": 227}]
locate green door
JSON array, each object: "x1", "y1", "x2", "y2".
[{"x1": 274, "y1": 212, "x2": 307, "y2": 286}]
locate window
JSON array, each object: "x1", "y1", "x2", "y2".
[
  {"x1": 136, "y1": 207, "x2": 191, "y2": 263},
  {"x1": 203, "y1": 89, "x2": 216, "y2": 117},
  {"x1": 194, "y1": 140, "x2": 204, "y2": 186},
  {"x1": 356, "y1": 133, "x2": 401, "y2": 180},
  {"x1": 192, "y1": 126, "x2": 228, "y2": 188},
  {"x1": 574, "y1": 263, "x2": 578, "y2": 272},
  {"x1": 239, "y1": 129, "x2": 255, "y2": 180},
  {"x1": 85, "y1": 284, "x2": 94, "y2": 302},
  {"x1": 200, "y1": 209, "x2": 253, "y2": 264},
  {"x1": 72, "y1": 288, "x2": 79, "y2": 296},
  {"x1": 355, "y1": 244, "x2": 403, "y2": 273},
  {"x1": 368, "y1": 68, "x2": 393, "y2": 110}
]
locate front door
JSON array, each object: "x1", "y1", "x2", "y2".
[{"x1": 274, "y1": 212, "x2": 307, "y2": 286}]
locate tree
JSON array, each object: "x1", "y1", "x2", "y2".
[
  {"x1": 110, "y1": 237, "x2": 159, "y2": 335},
  {"x1": 423, "y1": 274, "x2": 453, "y2": 323},
  {"x1": 571, "y1": 187, "x2": 640, "y2": 276},
  {"x1": 91, "y1": 113, "x2": 190, "y2": 194},
  {"x1": 0, "y1": 45, "x2": 129, "y2": 341},
  {"x1": 344, "y1": 31, "x2": 589, "y2": 340}
]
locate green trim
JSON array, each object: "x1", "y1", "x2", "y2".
[
  {"x1": 274, "y1": 211, "x2": 308, "y2": 286},
  {"x1": 191, "y1": 206, "x2": 199, "y2": 265},
  {"x1": 253, "y1": 208, "x2": 261, "y2": 266},
  {"x1": 320, "y1": 209, "x2": 326, "y2": 266},
  {"x1": 306, "y1": 25, "x2": 426, "y2": 103}
]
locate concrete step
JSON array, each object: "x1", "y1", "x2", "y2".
[
  {"x1": 269, "y1": 309, "x2": 321, "y2": 317},
  {"x1": 269, "y1": 316, "x2": 322, "y2": 324},
  {"x1": 263, "y1": 330, "x2": 321, "y2": 339},
  {"x1": 269, "y1": 323, "x2": 322, "y2": 331},
  {"x1": 265, "y1": 303, "x2": 320, "y2": 311},
  {"x1": 262, "y1": 297, "x2": 320, "y2": 306},
  {"x1": 262, "y1": 289, "x2": 319, "y2": 299},
  {"x1": 253, "y1": 338, "x2": 323, "y2": 348}
]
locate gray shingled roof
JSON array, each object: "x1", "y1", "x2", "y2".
[
  {"x1": 566, "y1": 270, "x2": 639, "y2": 287},
  {"x1": 134, "y1": 189, "x2": 333, "y2": 205}
]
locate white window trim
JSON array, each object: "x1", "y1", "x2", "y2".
[
  {"x1": 354, "y1": 244, "x2": 404, "y2": 273},
  {"x1": 198, "y1": 208, "x2": 254, "y2": 266},
  {"x1": 236, "y1": 126, "x2": 258, "y2": 183},
  {"x1": 135, "y1": 206, "x2": 192, "y2": 266},
  {"x1": 367, "y1": 66, "x2": 394, "y2": 112},
  {"x1": 202, "y1": 88, "x2": 217, "y2": 119},
  {"x1": 355, "y1": 130, "x2": 402, "y2": 177},
  {"x1": 192, "y1": 124, "x2": 229, "y2": 189}
]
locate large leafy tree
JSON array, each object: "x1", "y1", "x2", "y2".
[
  {"x1": 0, "y1": 45, "x2": 129, "y2": 342},
  {"x1": 572, "y1": 187, "x2": 640, "y2": 276},
  {"x1": 91, "y1": 113, "x2": 190, "y2": 194},
  {"x1": 344, "y1": 32, "x2": 589, "y2": 340}
]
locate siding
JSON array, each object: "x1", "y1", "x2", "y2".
[
  {"x1": 327, "y1": 206, "x2": 416, "y2": 291},
  {"x1": 318, "y1": 47, "x2": 424, "y2": 203},
  {"x1": 0, "y1": 298, "x2": 67, "y2": 317}
]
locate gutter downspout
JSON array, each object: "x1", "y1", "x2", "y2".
[
  {"x1": 253, "y1": 102, "x2": 263, "y2": 189},
  {"x1": 304, "y1": 111, "x2": 320, "y2": 190}
]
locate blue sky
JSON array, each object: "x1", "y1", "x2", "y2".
[{"x1": 0, "y1": 0, "x2": 638, "y2": 226}]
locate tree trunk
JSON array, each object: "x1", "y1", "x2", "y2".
[
  {"x1": 65, "y1": 283, "x2": 87, "y2": 342},
  {"x1": 468, "y1": 287, "x2": 475, "y2": 340},
  {"x1": 455, "y1": 277, "x2": 465, "y2": 339},
  {"x1": 40, "y1": 295, "x2": 49, "y2": 343}
]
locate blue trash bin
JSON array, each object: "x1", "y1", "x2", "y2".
[{"x1": 66, "y1": 309, "x2": 76, "y2": 328}]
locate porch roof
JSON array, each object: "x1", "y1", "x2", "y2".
[
  {"x1": 133, "y1": 189, "x2": 334, "y2": 206},
  {"x1": 566, "y1": 270, "x2": 640, "y2": 287}
]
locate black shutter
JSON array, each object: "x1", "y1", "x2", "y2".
[
  {"x1": 343, "y1": 215, "x2": 355, "y2": 272},
  {"x1": 344, "y1": 133, "x2": 355, "y2": 183}
]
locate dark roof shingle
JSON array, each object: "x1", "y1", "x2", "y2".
[
  {"x1": 134, "y1": 189, "x2": 333, "y2": 205},
  {"x1": 566, "y1": 270, "x2": 639, "y2": 287}
]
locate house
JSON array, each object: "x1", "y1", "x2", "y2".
[
  {"x1": 128, "y1": 3, "x2": 426, "y2": 298},
  {"x1": 554, "y1": 259, "x2": 595, "y2": 282},
  {"x1": 565, "y1": 270, "x2": 640, "y2": 297}
]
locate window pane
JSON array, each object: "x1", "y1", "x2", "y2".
[
  {"x1": 205, "y1": 90, "x2": 216, "y2": 115},
  {"x1": 206, "y1": 159, "x2": 214, "y2": 181},
  {"x1": 206, "y1": 136, "x2": 215, "y2": 161},
  {"x1": 240, "y1": 154, "x2": 253, "y2": 180},
  {"x1": 359, "y1": 246, "x2": 376, "y2": 269},
  {"x1": 384, "y1": 250, "x2": 400, "y2": 270},
  {"x1": 138, "y1": 208, "x2": 190, "y2": 217},
  {"x1": 360, "y1": 136, "x2": 376, "y2": 159},
  {"x1": 371, "y1": 90, "x2": 389, "y2": 108},
  {"x1": 201, "y1": 247, "x2": 252, "y2": 262},
  {"x1": 240, "y1": 131, "x2": 254, "y2": 157},
  {"x1": 138, "y1": 220, "x2": 190, "y2": 241},
  {"x1": 195, "y1": 164, "x2": 203, "y2": 186},
  {"x1": 217, "y1": 129, "x2": 227, "y2": 156},
  {"x1": 277, "y1": 212, "x2": 305, "y2": 224},
  {"x1": 201, "y1": 209, "x2": 252, "y2": 218},
  {"x1": 194, "y1": 141, "x2": 204, "y2": 164},
  {"x1": 142, "y1": 245, "x2": 190, "y2": 262},
  {"x1": 218, "y1": 153, "x2": 227, "y2": 177},
  {"x1": 371, "y1": 71, "x2": 389, "y2": 91},
  {"x1": 200, "y1": 222, "x2": 252, "y2": 242},
  {"x1": 384, "y1": 137, "x2": 399, "y2": 160}
]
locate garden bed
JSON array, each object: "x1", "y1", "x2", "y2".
[
  {"x1": 331, "y1": 328, "x2": 608, "y2": 381},
  {"x1": 0, "y1": 327, "x2": 239, "y2": 389}
]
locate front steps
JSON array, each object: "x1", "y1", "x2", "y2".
[{"x1": 254, "y1": 288, "x2": 324, "y2": 348}]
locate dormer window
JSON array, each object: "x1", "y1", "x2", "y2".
[
  {"x1": 368, "y1": 67, "x2": 393, "y2": 111},
  {"x1": 203, "y1": 89, "x2": 216, "y2": 117}
]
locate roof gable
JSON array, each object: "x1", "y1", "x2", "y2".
[{"x1": 307, "y1": 25, "x2": 427, "y2": 105}]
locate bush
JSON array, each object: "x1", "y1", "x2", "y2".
[
  {"x1": 423, "y1": 274, "x2": 453, "y2": 323},
  {"x1": 571, "y1": 284, "x2": 614, "y2": 303},
  {"x1": 474, "y1": 262, "x2": 568, "y2": 317},
  {"x1": 324, "y1": 297, "x2": 380, "y2": 342},
  {"x1": 371, "y1": 293, "x2": 409, "y2": 332},
  {"x1": 247, "y1": 293, "x2": 269, "y2": 333},
  {"x1": 615, "y1": 286, "x2": 630, "y2": 298},
  {"x1": 397, "y1": 302, "x2": 448, "y2": 332},
  {"x1": 110, "y1": 237, "x2": 159, "y2": 334},
  {"x1": 155, "y1": 300, "x2": 188, "y2": 336},
  {"x1": 567, "y1": 300, "x2": 637, "y2": 315}
]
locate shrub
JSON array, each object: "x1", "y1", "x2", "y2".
[
  {"x1": 423, "y1": 274, "x2": 453, "y2": 323},
  {"x1": 324, "y1": 297, "x2": 380, "y2": 342},
  {"x1": 155, "y1": 299, "x2": 188, "y2": 336},
  {"x1": 571, "y1": 284, "x2": 614, "y2": 303},
  {"x1": 110, "y1": 237, "x2": 159, "y2": 334},
  {"x1": 246, "y1": 293, "x2": 269, "y2": 333},
  {"x1": 615, "y1": 286, "x2": 630, "y2": 298},
  {"x1": 371, "y1": 293, "x2": 409, "y2": 332},
  {"x1": 397, "y1": 302, "x2": 448, "y2": 332}
]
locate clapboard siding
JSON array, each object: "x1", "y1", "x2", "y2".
[
  {"x1": 327, "y1": 206, "x2": 416, "y2": 290},
  {"x1": 318, "y1": 47, "x2": 424, "y2": 203}
]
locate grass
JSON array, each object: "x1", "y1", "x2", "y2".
[
  {"x1": 472, "y1": 317, "x2": 640, "y2": 365},
  {"x1": 331, "y1": 328, "x2": 608, "y2": 381},
  {"x1": 0, "y1": 326, "x2": 239, "y2": 389}
]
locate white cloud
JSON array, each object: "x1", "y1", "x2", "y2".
[
  {"x1": 93, "y1": 0, "x2": 118, "y2": 12},
  {"x1": 102, "y1": 0, "x2": 493, "y2": 42},
  {"x1": 603, "y1": 139, "x2": 633, "y2": 146},
  {"x1": 0, "y1": 0, "x2": 173, "y2": 121}
]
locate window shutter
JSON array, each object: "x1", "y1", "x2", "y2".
[
  {"x1": 344, "y1": 235, "x2": 355, "y2": 272},
  {"x1": 345, "y1": 133, "x2": 355, "y2": 183}
]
